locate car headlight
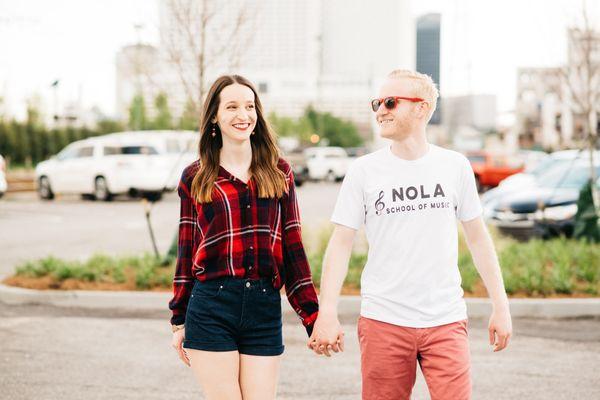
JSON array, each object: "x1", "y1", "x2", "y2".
[{"x1": 534, "y1": 204, "x2": 578, "y2": 221}]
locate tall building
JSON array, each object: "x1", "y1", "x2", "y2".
[
  {"x1": 116, "y1": 0, "x2": 415, "y2": 140},
  {"x1": 442, "y1": 94, "x2": 497, "y2": 131},
  {"x1": 416, "y1": 13, "x2": 441, "y2": 125},
  {"x1": 115, "y1": 44, "x2": 161, "y2": 120},
  {"x1": 319, "y1": 0, "x2": 415, "y2": 134}
]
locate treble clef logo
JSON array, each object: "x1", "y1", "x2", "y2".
[{"x1": 375, "y1": 190, "x2": 385, "y2": 215}]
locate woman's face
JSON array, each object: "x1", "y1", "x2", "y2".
[{"x1": 213, "y1": 83, "x2": 257, "y2": 143}]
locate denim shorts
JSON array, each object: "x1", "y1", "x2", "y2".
[{"x1": 183, "y1": 277, "x2": 284, "y2": 356}]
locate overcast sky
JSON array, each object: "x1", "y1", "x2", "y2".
[{"x1": 0, "y1": 0, "x2": 597, "y2": 120}]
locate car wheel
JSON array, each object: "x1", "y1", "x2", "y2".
[
  {"x1": 38, "y1": 176, "x2": 55, "y2": 200},
  {"x1": 144, "y1": 191, "x2": 163, "y2": 202},
  {"x1": 326, "y1": 170, "x2": 336, "y2": 182},
  {"x1": 94, "y1": 176, "x2": 113, "y2": 201}
]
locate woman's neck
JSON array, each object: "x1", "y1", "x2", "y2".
[{"x1": 220, "y1": 138, "x2": 253, "y2": 170}]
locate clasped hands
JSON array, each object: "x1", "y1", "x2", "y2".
[{"x1": 306, "y1": 311, "x2": 345, "y2": 357}]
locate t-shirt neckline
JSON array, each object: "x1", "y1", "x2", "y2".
[{"x1": 386, "y1": 143, "x2": 435, "y2": 165}]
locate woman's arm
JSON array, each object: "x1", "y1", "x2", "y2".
[
  {"x1": 168, "y1": 175, "x2": 197, "y2": 326},
  {"x1": 280, "y1": 164, "x2": 319, "y2": 336}
]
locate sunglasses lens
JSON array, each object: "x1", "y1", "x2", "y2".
[
  {"x1": 384, "y1": 97, "x2": 397, "y2": 110},
  {"x1": 371, "y1": 99, "x2": 381, "y2": 112}
]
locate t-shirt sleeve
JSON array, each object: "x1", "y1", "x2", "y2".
[
  {"x1": 330, "y1": 162, "x2": 366, "y2": 230},
  {"x1": 457, "y1": 156, "x2": 483, "y2": 221}
]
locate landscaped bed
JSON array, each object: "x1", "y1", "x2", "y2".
[{"x1": 4, "y1": 231, "x2": 599, "y2": 298}]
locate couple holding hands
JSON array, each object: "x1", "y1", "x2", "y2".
[{"x1": 169, "y1": 69, "x2": 512, "y2": 400}]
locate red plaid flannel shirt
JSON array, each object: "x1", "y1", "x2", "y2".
[{"x1": 169, "y1": 158, "x2": 319, "y2": 335}]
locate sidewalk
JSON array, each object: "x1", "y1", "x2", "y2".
[{"x1": 1, "y1": 281, "x2": 599, "y2": 319}]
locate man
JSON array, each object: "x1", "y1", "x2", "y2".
[{"x1": 308, "y1": 70, "x2": 512, "y2": 400}]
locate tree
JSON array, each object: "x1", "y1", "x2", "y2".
[
  {"x1": 179, "y1": 98, "x2": 199, "y2": 130},
  {"x1": 162, "y1": 0, "x2": 256, "y2": 119},
  {"x1": 303, "y1": 106, "x2": 364, "y2": 147},
  {"x1": 129, "y1": 94, "x2": 148, "y2": 130},
  {"x1": 574, "y1": 180, "x2": 600, "y2": 241},
  {"x1": 97, "y1": 119, "x2": 126, "y2": 135},
  {"x1": 562, "y1": 3, "x2": 600, "y2": 216},
  {"x1": 152, "y1": 92, "x2": 173, "y2": 129}
]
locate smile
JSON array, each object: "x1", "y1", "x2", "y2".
[{"x1": 232, "y1": 123, "x2": 251, "y2": 130}]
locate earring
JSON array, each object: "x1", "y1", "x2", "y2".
[
  {"x1": 211, "y1": 124, "x2": 216, "y2": 137},
  {"x1": 251, "y1": 131, "x2": 255, "y2": 136}
]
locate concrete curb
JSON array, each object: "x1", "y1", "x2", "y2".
[{"x1": 1, "y1": 282, "x2": 599, "y2": 319}]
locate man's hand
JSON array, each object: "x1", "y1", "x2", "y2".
[
  {"x1": 489, "y1": 309, "x2": 512, "y2": 352},
  {"x1": 307, "y1": 311, "x2": 345, "y2": 357},
  {"x1": 171, "y1": 329, "x2": 191, "y2": 366}
]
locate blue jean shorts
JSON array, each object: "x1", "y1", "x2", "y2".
[{"x1": 183, "y1": 277, "x2": 284, "y2": 356}]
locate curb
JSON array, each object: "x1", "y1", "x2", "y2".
[{"x1": 1, "y1": 283, "x2": 599, "y2": 319}]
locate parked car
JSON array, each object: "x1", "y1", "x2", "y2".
[
  {"x1": 466, "y1": 151, "x2": 525, "y2": 191},
  {"x1": 35, "y1": 130, "x2": 198, "y2": 201},
  {"x1": 284, "y1": 150, "x2": 309, "y2": 187},
  {"x1": 344, "y1": 146, "x2": 370, "y2": 159},
  {"x1": 482, "y1": 149, "x2": 600, "y2": 217},
  {"x1": 303, "y1": 146, "x2": 350, "y2": 181},
  {"x1": 486, "y1": 161, "x2": 600, "y2": 240},
  {"x1": 0, "y1": 154, "x2": 6, "y2": 198}
]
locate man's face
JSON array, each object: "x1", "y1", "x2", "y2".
[{"x1": 375, "y1": 78, "x2": 423, "y2": 140}]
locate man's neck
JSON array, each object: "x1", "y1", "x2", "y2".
[{"x1": 389, "y1": 131, "x2": 429, "y2": 161}]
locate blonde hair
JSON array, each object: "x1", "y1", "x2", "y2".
[{"x1": 388, "y1": 69, "x2": 439, "y2": 120}]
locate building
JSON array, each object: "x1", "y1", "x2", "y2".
[
  {"x1": 442, "y1": 94, "x2": 497, "y2": 132},
  {"x1": 416, "y1": 13, "x2": 441, "y2": 125},
  {"x1": 515, "y1": 28, "x2": 600, "y2": 150},
  {"x1": 116, "y1": 0, "x2": 415, "y2": 142},
  {"x1": 115, "y1": 44, "x2": 162, "y2": 120}
]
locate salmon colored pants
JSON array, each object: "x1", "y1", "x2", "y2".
[{"x1": 358, "y1": 316, "x2": 471, "y2": 400}]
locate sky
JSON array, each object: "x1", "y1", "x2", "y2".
[{"x1": 0, "y1": 0, "x2": 598, "y2": 121}]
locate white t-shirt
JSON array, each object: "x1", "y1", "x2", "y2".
[{"x1": 331, "y1": 144, "x2": 482, "y2": 328}]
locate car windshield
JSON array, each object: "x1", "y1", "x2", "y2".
[
  {"x1": 104, "y1": 146, "x2": 158, "y2": 155},
  {"x1": 467, "y1": 155, "x2": 486, "y2": 163},
  {"x1": 529, "y1": 158, "x2": 572, "y2": 177},
  {"x1": 537, "y1": 164, "x2": 600, "y2": 189}
]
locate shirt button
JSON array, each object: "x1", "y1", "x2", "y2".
[
  {"x1": 246, "y1": 282, "x2": 251, "y2": 288},
  {"x1": 249, "y1": 246, "x2": 254, "y2": 250},
  {"x1": 247, "y1": 204, "x2": 251, "y2": 208},
  {"x1": 249, "y1": 266, "x2": 253, "y2": 270}
]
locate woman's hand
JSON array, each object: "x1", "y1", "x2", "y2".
[
  {"x1": 171, "y1": 329, "x2": 191, "y2": 366},
  {"x1": 307, "y1": 311, "x2": 345, "y2": 357}
]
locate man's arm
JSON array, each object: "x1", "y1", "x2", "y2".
[
  {"x1": 308, "y1": 224, "x2": 356, "y2": 356},
  {"x1": 461, "y1": 216, "x2": 512, "y2": 352}
]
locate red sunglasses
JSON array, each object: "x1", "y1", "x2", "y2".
[{"x1": 371, "y1": 96, "x2": 424, "y2": 112}]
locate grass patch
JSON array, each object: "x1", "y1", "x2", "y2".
[
  {"x1": 4, "y1": 228, "x2": 599, "y2": 297},
  {"x1": 6, "y1": 252, "x2": 171, "y2": 291}
]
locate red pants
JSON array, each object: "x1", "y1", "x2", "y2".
[{"x1": 358, "y1": 316, "x2": 471, "y2": 400}]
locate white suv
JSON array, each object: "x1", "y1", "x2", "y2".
[
  {"x1": 0, "y1": 154, "x2": 7, "y2": 198},
  {"x1": 303, "y1": 146, "x2": 350, "y2": 181},
  {"x1": 35, "y1": 130, "x2": 198, "y2": 201}
]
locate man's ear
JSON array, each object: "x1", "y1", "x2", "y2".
[{"x1": 418, "y1": 101, "x2": 431, "y2": 119}]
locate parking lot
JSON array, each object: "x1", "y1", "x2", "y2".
[
  {"x1": 0, "y1": 182, "x2": 343, "y2": 276},
  {"x1": 1, "y1": 302, "x2": 599, "y2": 400},
  {"x1": 2, "y1": 178, "x2": 600, "y2": 400}
]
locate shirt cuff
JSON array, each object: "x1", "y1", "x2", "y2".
[{"x1": 303, "y1": 311, "x2": 319, "y2": 337}]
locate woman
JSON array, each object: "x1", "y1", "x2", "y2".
[{"x1": 169, "y1": 75, "x2": 319, "y2": 400}]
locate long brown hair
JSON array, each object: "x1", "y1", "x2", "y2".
[{"x1": 191, "y1": 75, "x2": 288, "y2": 203}]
